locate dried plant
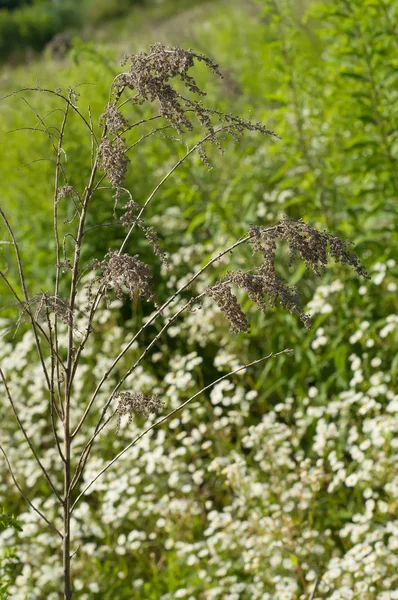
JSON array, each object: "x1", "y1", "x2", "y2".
[
  {"x1": 97, "y1": 250, "x2": 155, "y2": 302},
  {"x1": 0, "y1": 43, "x2": 367, "y2": 599},
  {"x1": 115, "y1": 392, "x2": 164, "y2": 433}
]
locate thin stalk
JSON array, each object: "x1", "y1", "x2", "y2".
[
  {"x1": 0, "y1": 208, "x2": 51, "y2": 393},
  {"x1": 53, "y1": 101, "x2": 70, "y2": 417},
  {"x1": 63, "y1": 432, "x2": 72, "y2": 600},
  {"x1": 0, "y1": 444, "x2": 62, "y2": 538},
  {"x1": 0, "y1": 368, "x2": 62, "y2": 502}
]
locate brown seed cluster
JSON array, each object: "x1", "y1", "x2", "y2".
[
  {"x1": 99, "y1": 103, "x2": 129, "y2": 134},
  {"x1": 98, "y1": 250, "x2": 154, "y2": 302},
  {"x1": 250, "y1": 218, "x2": 369, "y2": 279},
  {"x1": 98, "y1": 138, "x2": 130, "y2": 189},
  {"x1": 207, "y1": 218, "x2": 368, "y2": 332},
  {"x1": 207, "y1": 282, "x2": 249, "y2": 333},
  {"x1": 57, "y1": 185, "x2": 74, "y2": 202},
  {"x1": 115, "y1": 391, "x2": 165, "y2": 433},
  {"x1": 119, "y1": 200, "x2": 169, "y2": 267},
  {"x1": 119, "y1": 199, "x2": 141, "y2": 228},
  {"x1": 116, "y1": 43, "x2": 222, "y2": 132}
]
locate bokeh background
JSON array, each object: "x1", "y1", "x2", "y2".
[{"x1": 0, "y1": 0, "x2": 398, "y2": 598}]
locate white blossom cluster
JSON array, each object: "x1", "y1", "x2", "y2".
[{"x1": 0, "y1": 248, "x2": 397, "y2": 599}]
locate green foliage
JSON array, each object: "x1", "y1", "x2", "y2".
[
  {"x1": 0, "y1": 0, "x2": 30, "y2": 9},
  {"x1": 0, "y1": 0, "x2": 397, "y2": 597},
  {"x1": 0, "y1": 509, "x2": 22, "y2": 599},
  {"x1": 0, "y1": 1, "x2": 77, "y2": 60},
  {"x1": 0, "y1": 509, "x2": 22, "y2": 532},
  {"x1": 85, "y1": 0, "x2": 145, "y2": 24}
]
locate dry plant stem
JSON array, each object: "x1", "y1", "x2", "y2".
[
  {"x1": 88, "y1": 105, "x2": 95, "y2": 169},
  {"x1": 18, "y1": 157, "x2": 56, "y2": 171},
  {"x1": 21, "y1": 97, "x2": 68, "y2": 184},
  {"x1": 0, "y1": 444, "x2": 62, "y2": 539},
  {"x1": 44, "y1": 307, "x2": 66, "y2": 463},
  {"x1": 124, "y1": 125, "x2": 172, "y2": 153},
  {"x1": 6, "y1": 126, "x2": 59, "y2": 138},
  {"x1": 70, "y1": 349, "x2": 292, "y2": 511},
  {"x1": 63, "y1": 107, "x2": 109, "y2": 594},
  {"x1": 54, "y1": 101, "x2": 70, "y2": 419},
  {"x1": 0, "y1": 368, "x2": 62, "y2": 501},
  {"x1": 309, "y1": 576, "x2": 320, "y2": 600},
  {"x1": 63, "y1": 157, "x2": 100, "y2": 600},
  {"x1": 0, "y1": 87, "x2": 97, "y2": 144},
  {"x1": 72, "y1": 233, "x2": 252, "y2": 439}
]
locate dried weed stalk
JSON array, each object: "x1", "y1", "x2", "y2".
[{"x1": 0, "y1": 43, "x2": 367, "y2": 599}]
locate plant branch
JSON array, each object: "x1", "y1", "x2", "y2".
[
  {"x1": 0, "y1": 368, "x2": 63, "y2": 502},
  {"x1": 0, "y1": 87, "x2": 97, "y2": 145},
  {"x1": 0, "y1": 207, "x2": 51, "y2": 392},
  {"x1": 309, "y1": 576, "x2": 320, "y2": 600},
  {"x1": 0, "y1": 444, "x2": 63, "y2": 539}
]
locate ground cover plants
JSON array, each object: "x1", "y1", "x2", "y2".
[{"x1": 0, "y1": 0, "x2": 397, "y2": 598}]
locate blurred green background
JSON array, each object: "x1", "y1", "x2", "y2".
[{"x1": 0, "y1": 0, "x2": 397, "y2": 598}]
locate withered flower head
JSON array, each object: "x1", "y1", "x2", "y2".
[
  {"x1": 115, "y1": 43, "x2": 222, "y2": 132},
  {"x1": 57, "y1": 185, "x2": 74, "y2": 202},
  {"x1": 99, "y1": 103, "x2": 130, "y2": 134},
  {"x1": 119, "y1": 199, "x2": 141, "y2": 228},
  {"x1": 112, "y1": 43, "x2": 278, "y2": 163},
  {"x1": 120, "y1": 201, "x2": 169, "y2": 267},
  {"x1": 207, "y1": 218, "x2": 367, "y2": 332},
  {"x1": 115, "y1": 391, "x2": 165, "y2": 433},
  {"x1": 99, "y1": 250, "x2": 154, "y2": 302},
  {"x1": 207, "y1": 282, "x2": 249, "y2": 333},
  {"x1": 250, "y1": 218, "x2": 369, "y2": 279},
  {"x1": 98, "y1": 137, "x2": 129, "y2": 189}
]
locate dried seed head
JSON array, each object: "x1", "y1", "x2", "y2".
[
  {"x1": 207, "y1": 218, "x2": 367, "y2": 332},
  {"x1": 99, "y1": 103, "x2": 130, "y2": 134},
  {"x1": 207, "y1": 282, "x2": 249, "y2": 333},
  {"x1": 116, "y1": 43, "x2": 221, "y2": 132},
  {"x1": 229, "y1": 270, "x2": 267, "y2": 313},
  {"x1": 120, "y1": 201, "x2": 169, "y2": 267},
  {"x1": 98, "y1": 138, "x2": 129, "y2": 189},
  {"x1": 98, "y1": 250, "x2": 154, "y2": 302},
  {"x1": 112, "y1": 43, "x2": 278, "y2": 163},
  {"x1": 142, "y1": 226, "x2": 170, "y2": 268},
  {"x1": 57, "y1": 185, "x2": 74, "y2": 201},
  {"x1": 115, "y1": 391, "x2": 164, "y2": 433},
  {"x1": 250, "y1": 218, "x2": 369, "y2": 279},
  {"x1": 119, "y1": 199, "x2": 141, "y2": 228}
]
